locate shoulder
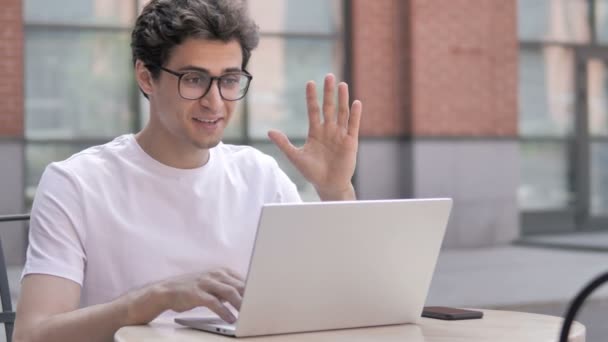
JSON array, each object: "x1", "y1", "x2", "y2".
[
  {"x1": 214, "y1": 143, "x2": 279, "y2": 171},
  {"x1": 43, "y1": 135, "x2": 133, "y2": 182},
  {"x1": 214, "y1": 143, "x2": 300, "y2": 202}
]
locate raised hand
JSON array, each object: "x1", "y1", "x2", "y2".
[{"x1": 268, "y1": 74, "x2": 362, "y2": 201}]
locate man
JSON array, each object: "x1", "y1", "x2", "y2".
[{"x1": 13, "y1": 0, "x2": 361, "y2": 341}]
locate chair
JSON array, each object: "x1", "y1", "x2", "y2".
[
  {"x1": 559, "y1": 270, "x2": 608, "y2": 342},
  {"x1": 0, "y1": 214, "x2": 30, "y2": 342}
]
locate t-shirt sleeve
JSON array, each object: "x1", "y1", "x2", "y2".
[
  {"x1": 22, "y1": 163, "x2": 87, "y2": 286},
  {"x1": 272, "y1": 162, "x2": 302, "y2": 203}
]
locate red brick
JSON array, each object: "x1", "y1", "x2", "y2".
[
  {"x1": 0, "y1": 0, "x2": 23, "y2": 137},
  {"x1": 352, "y1": 0, "x2": 409, "y2": 137},
  {"x1": 352, "y1": 0, "x2": 518, "y2": 137}
]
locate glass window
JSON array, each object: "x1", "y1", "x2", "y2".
[
  {"x1": 249, "y1": 0, "x2": 342, "y2": 34},
  {"x1": 251, "y1": 142, "x2": 319, "y2": 201},
  {"x1": 587, "y1": 59, "x2": 608, "y2": 136},
  {"x1": 138, "y1": 93, "x2": 150, "y2": 130},
  {"x1": 24, "y1": 0, "x2": 138, "y2": 204},
  {"x1": 591, "y1": 142, "x2": 608, "y2": 215},
  {"x1": 25, "y1": 142, "x2": 102, "y2": 200},
  {"x1": 223, "y1": 100, "x2": 246, "y2": 140},
  {"x1": 25, "y1": 30, "x2": 135, "y2": 139},
  {"x1": 519, "y1": 46, "x2": 575, "y2": 137},
  {"x1": 247, "y1": 37, "x2": 343, "y2": 139},
  {"x1": 586, "y1": 60, "x2": 608, "y2": 216},
  {"x1": 23, "y1": 0, "x2": 344, "y2": 204},
  {"x1": 519, "y1": 141, "x2": 572, "y2": 210},
  {"x1": 518, "y1": 0, "x2": 590, "y2": 43},
  {"x1": 595, "y1": 0, "x2": 608, "y2": 43},
  {"x1": 25, "y1": 0, "x2": 135, "y2": 26},
  {"x1": 245, "y1": 0, "x2": 345, "y2": 200}
]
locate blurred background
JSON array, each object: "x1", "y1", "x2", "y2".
[{"x1": 1, "y1": 0, "x2": 608, "y2": 340}]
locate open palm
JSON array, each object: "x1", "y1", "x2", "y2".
[{"x1": 268, "y1": 74, "x2": 362, "y2": 201}]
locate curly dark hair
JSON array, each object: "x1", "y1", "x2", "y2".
[{"x1": 131, "y1": 0, "x2": 259, "y2": 79}]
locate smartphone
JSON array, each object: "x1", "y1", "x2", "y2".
[{"x1": 422, "y1": 306, "x2": 484, "y2": 320}]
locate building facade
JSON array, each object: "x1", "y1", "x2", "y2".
[{"x1": 11, "y1": 0, "x2": 604, "y2": 265}]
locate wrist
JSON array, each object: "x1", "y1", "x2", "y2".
[
  {"x1": 122, "y1": 283, "x2": 170, "y2": 325},
  {"x1": 317, "y1": 183, "x2": 356, "y2": 201}
]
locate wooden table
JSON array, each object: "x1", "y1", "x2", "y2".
[{"x1": 114, "y1": 309, "x2": 586, "y2": 342}]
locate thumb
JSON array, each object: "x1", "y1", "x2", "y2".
[{"x1": 268, "y1": 130, "x2": 298, "y2": 162}]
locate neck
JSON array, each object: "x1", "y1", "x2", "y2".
[{"x1": 135, "y1": 121, "x2": 210, "y2": 169}]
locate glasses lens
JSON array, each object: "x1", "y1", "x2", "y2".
[
  {"x1": 179, "y1": 72, "x2": 211, "y2": 99},
  {"x1": 219, "y1": 74, "x2": 250, "y2": 100}
]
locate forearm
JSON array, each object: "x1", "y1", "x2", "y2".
[
  {"x1": 16, "y1": 286, "x2": 167, "y2": 342},
  {"x1": 23, "y1": 300, "x2": 130, "y2": 342}
]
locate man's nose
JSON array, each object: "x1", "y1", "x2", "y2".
[{"x1": 199, "y1": 80, "x2": 223, "y2": 109}]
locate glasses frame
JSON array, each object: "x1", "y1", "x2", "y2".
[{"x1": 152, "y1": 65, "x2": 253, "y2": 101}]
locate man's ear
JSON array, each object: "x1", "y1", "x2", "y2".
[{"x1": 135, "y1": 60, "x2": 154, "y2": 97}]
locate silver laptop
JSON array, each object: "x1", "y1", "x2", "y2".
[{"x1": 175, "y1": 198, "x2": 452, "y2": 337}]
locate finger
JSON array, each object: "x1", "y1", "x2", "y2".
[
  {"x1": 199, "y1": 292, "x2": 237, "y2": 323},
  {"x1": 322, "y1": 74, "x2": 336, "y2": 123},
  {"x1": 208, "y1": 281, "x2": 243, "y2": 311},
  {"x1": 217, "y1": 271, "x2": 246, "y2": 297},
  {"x1": 348, "y1": 100, "x2": 362, "y2": 137},
  {"x1": 306, "y1": 81, "x2": 321, "y2": 130},
  {"x1": 223, "y1": 268, "x2": 245, "y2": 282},
  {"x1": 268, "y1": 130, "x2": 299, "y2": 165},
  {"x1": 206, "y1": 269, "x2": 245, "y2": 296},
  {"x1": 336, "y1": 82, "x2": 349, "y2": 129}
]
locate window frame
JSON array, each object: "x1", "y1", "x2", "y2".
[{"x1": 23, "y1": 0, "x2": 351, "y2": 205}]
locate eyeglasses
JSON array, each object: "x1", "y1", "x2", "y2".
[{"x1": 153, "y1": 65, "x2": 253, "y2": 101}]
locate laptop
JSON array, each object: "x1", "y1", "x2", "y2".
[{"x1": 175, "y1": 198, "x2": 452, "y2": 337}]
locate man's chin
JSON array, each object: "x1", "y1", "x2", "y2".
[{"x1": 192, "y1": 138, "x2": 221, "y2": 150}]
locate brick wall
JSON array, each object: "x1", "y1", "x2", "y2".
[
  {"x1": 0, "y1": 0, "x2": 24, "y2": 137},
  {"x1": 351, "y1": 0, "x2": 409, "y2": 136},
  {"x1": 410, "y1": 0, "x2": 518, "y2": 136},
  {"x1": 352, "y1": 0, "x2": 518, "y2": 137}
]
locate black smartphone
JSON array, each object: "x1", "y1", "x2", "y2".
[{"x1": 422, "y1": 306, "x2": 484, "y2": 320}]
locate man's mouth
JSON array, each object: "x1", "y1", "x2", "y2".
[{"x1": 193, "y1": 117, "x2": 221, "y2": 124}]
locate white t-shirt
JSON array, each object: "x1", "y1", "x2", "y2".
[{"x1": 23, "y1": 134, "x2": 301, "y2": 312}]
